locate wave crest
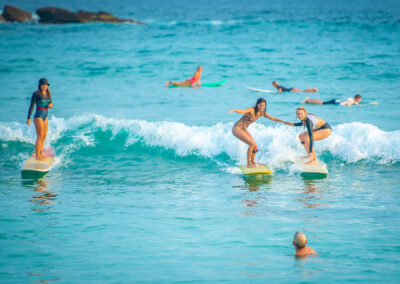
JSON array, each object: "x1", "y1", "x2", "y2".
[{"x1": 1, "y1": 115, "x2": 399, "y2": 165}]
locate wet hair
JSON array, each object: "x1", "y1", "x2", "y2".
[
  {"x1": 272, "y1": 80, "x2": 278, "y2": 86},
  {"x1": 354, "y1": 94, "x2": 362, "y2": 100},
  {"x1": 254, "y1": 98, "x2": 266, "y2": 114},
  {"x1": 293, "y1": 231, "x2": 307, "y2": 249}
]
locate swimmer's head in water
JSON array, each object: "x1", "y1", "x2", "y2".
[
  {"x1": 296, "y1": 106, "x2": 307, "y2": 121},
  {"x1": 272, "y1": 80, "x2": 279, "y2": 87},
  {"x1": 255, "y1": 98, "x2": 266, "y2": 113},
  {"x1": 293, "y1": 231, "x2": 307, "y2": 249},
  {"x1": 354, "y1": 94, "x2": 362, "y2": 103}
]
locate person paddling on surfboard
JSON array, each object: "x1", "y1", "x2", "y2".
[
  {"x1": 26, "y1": 78, "x2": 53, "y2": 161},
  {"x1": 229, "y1": 98, "x2": 289, "y2": 168},
  {"x1": 286, "y1": 107, "x2": 332, "y2": 165},
  {"x1": 272, "y1": 80, "x2": 318, "y2": 93},
  {"x1": 165, "y1": 66, "x2": 202, "y2": 88},
  {"x1": 302, "y1": 94, "x2": 362, "y2": 106}
]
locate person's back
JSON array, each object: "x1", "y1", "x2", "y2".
[{"x1": 293, "y1": 231, "x2": 316, "y2": 257}]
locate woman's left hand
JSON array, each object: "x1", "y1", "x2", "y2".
[{"x1": 48, "y1": 103, "x2": 53, "y2": 109}]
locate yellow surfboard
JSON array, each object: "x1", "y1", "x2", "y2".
[
  {"x1": 22, "y1": 148, "x2": 55, "y2": 173},
  {"x1": 239, "y1": 164, "x2": 273, "y2": 175}
]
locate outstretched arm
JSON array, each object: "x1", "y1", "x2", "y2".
[
  {"x1": 228, "y1": 107, "x2": 253, "y2": 115},
  {"x1": 264, "y1": 112, "x2": 292, "y2": 125}
]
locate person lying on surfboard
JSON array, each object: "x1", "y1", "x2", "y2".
[
  {"x1": 165, "y1": 66, "x2": 202, "y2": 88},
  {"x1": 229, "y1": 98, "x2": 290, "y2": 168},
  {"x1": 26, "y1": 78, "x2": 53, "y2": 161},
  {"x1": 302, "y1": 94, "x2": 362, "y2": 106},
  {"x1": 286, "y1": 107, "x2": 332, "y2": 165},
  {"x1": 272, "y1": 80, "x2": 318, "y2": 93}
]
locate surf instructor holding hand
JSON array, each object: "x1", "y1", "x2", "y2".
[
  {"x1": 286, "y1": 107, "x2": 332, "y2": 164},
  {"x1": 27, "y1": 78, "x2": 53, "y2": 161}
]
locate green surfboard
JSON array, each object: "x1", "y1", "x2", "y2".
[{"x1": 167, "y1": 80, "x2": 226, "y2": 88}]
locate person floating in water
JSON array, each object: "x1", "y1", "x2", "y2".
[
  {"x1": 272, "y1": 80, "x2": 318, "y2": 93},
  {"x1": 165, "y1": 66, "x2": 202, "y2": 88},
  {"x1": 26, "y1": 78, "x2": 54, "y2": 161},
  {"x1": 229, "y1": 98, "x2": 289, "y2": 168},
  {"x1": 303, "y1": 94, "x2": 362, "y2": 106},
  {"x1": 293, "y1": 231, "x2": 316, "y2": 257},
  {"x1": 286, "y1": 107, "x2": 332, "y2": 164}
]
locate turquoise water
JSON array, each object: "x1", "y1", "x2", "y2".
[{"x1": 1, "y1": 0, "x2": 400, "y2": 282}]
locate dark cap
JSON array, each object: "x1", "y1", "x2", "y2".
[{"x1": 38, "y1": 78, "x2": 50, "y2": 86}]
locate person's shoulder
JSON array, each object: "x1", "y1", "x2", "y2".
[
  {"x1": 32, "y1": 90, "x2": 39, "y2": 97},
  {"x1": 296, "y1": 246, "x2": 316, "y2": 256},
  {"x1": 305, "y1": 246, "x2": 316, "y2": 254}
]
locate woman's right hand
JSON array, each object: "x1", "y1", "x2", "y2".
[{"x1": 27, "y1": 119, "x2": 30, "y2": 126}]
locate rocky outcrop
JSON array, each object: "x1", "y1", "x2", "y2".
[
  {"x1": 0, "y1": 14, "x2": 6, "y2": 22},
  {"x1": 36, "y1": 7, "x2": 81, "y2": 24},
  {"x1": 2, "y1": 4, "x2": 33, "y2": 22},
  {"x1": 75, "y1": 10, "x2": 145, "y2": 24},
  {"x1": 37, "y1": 6, "x2": 145, "y2": 24}
]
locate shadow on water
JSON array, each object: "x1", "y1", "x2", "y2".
[
  {"x1": 242, "y1": 174, "x2": 272, "y2": 192},
  {"x1": 240, "y1": 174, "x2": 273, "y2": 213},
  {"x1": 22, "y1": 175, "x2": 56, "y2": 210},
  {"x1": 297, "y1": 177, "x2": 328, "y2": 209}
]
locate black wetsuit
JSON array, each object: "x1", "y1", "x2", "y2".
[
  {"x1": 276, "y1": 85, "x2": 293, "y2": 92},
  {"x1": 293, "y1": 116, "x2": 332, "y2": 153}
]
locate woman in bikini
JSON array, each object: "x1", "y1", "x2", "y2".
[
  {"x1": 26, "y1": 78, "x2": 53, "y2": 161},
  {"x1": 229, "y1": 98, "x2": 290, "y2": 168},
  {"x1": 287, "y1": 106, "x2": 332, "y2": 164},
  {"x1": 165, "y1": 66, "x2": 202, "y2": 88}
]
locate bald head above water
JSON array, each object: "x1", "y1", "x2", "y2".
[{"x1": 293, "y1": 231, "x2": 307, "y2": 249}]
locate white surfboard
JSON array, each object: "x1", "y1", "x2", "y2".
[
  {"x1": 358, "y1": 101, "x2": 378, "y2": 106},
  {"x1": 22, "y1": 148, "x2": 55, "y2": 173},
  {"x1": 239, "y1": 164, "x2": 273, "y2": 175},
  {"x1": 294, "y1": 158, "x2": 328, "y2": 175},
  {"x1": 246, "y1": 86, "x2": 275, "y2": 93}
]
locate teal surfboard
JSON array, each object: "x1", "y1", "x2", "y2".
[{"x1": 167, "y1": 80, "x2": 226, "y2": 88}]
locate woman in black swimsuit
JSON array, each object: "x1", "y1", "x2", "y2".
[{"x1": 287, "y1": 107, "x2": 332, "y2": 164}]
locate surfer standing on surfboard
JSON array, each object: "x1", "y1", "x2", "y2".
[
  {"x1": 272, "y1": 80, "x2": 318, "y2": 93},
  {"x1": 286, "y1": 107, "x2": 332, "y2": 165},
  {"x1": 165, "y1": 66, "x2": 202, "y2": 88},
  {"x1": 229, "y1": 98, "x2": 290, "y2": 168},
  {"x1": 26, "y1": 78, "x2": 53, "y2": 161}
]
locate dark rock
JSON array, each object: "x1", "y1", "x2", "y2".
[
  {"x1": 36, "y1": 7, "x2": 82, "y2": 24},
  {"x1": 76, "y1": 10, "x2": 146, "y2": 24},
  {"x1": 0, "y1": 14, "x2": 5, "y2": 22},
  {"x1": 2, "y1": 4, "x2": 33, "y2": 22}
]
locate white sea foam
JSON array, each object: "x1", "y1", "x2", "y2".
[{"x1": 1, "y1": 115, "x2": 399, "y2": 166}]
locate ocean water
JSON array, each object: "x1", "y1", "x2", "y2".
[{"x1": 1, "y1": 0, "x2": 400, "y2": 282}]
